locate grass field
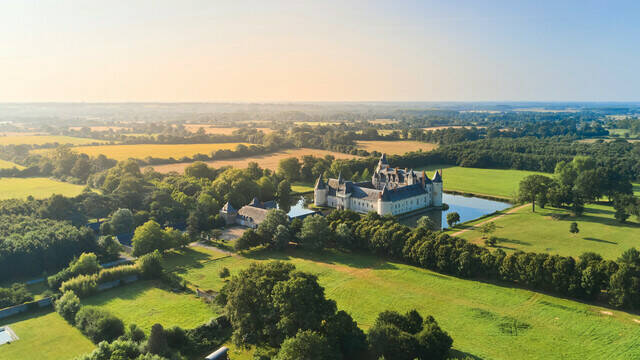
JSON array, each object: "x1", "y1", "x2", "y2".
[
  {"x1": 417, "y1": 165, "x2": 547, "y2": 199},
  {"x1": 0, "y1": 159, "x2": 23, "y2": 169},
  {"x1": 291, "y1": 182, "x2": 314, "y2": 193},
  {"x1": 0, "y1": 177, "x2": 86, "y2": 200},
  {"x1": 83, "y1": 280, "x2": 215, "y2": 333},
  {"x1": 164, "y1": 247, "x2": 640, "y2": 360},
  {"x1": 456, "y1": 202, "x2": 640, "y2": 260},
  {"x1": 0, "y1": 309, "x2": 95, "y2": 360},
  {"x1": 0, "y1": 135, "x2": 107, "y2": 146},
  {"x1": 148, "y1": 148, "x2": 360, "y2": 174},
  {"x1": 35, "y1": 143, "x2": 250, "y2": 161},
  {"x1": 356, "y1": 140, "x2": 438, "y2": 155}
]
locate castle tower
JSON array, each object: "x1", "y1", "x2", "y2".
[
  {"x1": 431, "y1": 169, "x2": 443, "y2": 207},
  {"x1": 377, "y1": 183, "x2": 393, "y2": 215},
  {"x1": 313, "y1": 173, "x2": 328, "y2": 206},
  {"x1": 220, "y1": 201, "x2": 237, "y2": 225}
]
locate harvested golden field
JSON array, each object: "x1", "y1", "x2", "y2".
[
  {"x1": 355, "y1": 140, "x2": 437, "y2": 155},
  {"x1": 34, "y1": 143, "x2": 249, "y2": 161},
  {"x1": 148, "y1": 148, "x2": 360, "y2": 173},
  {"x1": 183, "y1": 124, "x2": 273, "y2": 134},
  {"x1": 0, "y1": 135, "x2": 107, "y2": 145},
  {"x1": 368, "y1": 119, "x2": 398, "y2": 124}
]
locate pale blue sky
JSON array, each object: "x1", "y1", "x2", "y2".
[{"x1": 1, "y1": 0, "x2": 638, "y2": 102}]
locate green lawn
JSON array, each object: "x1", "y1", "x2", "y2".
[
  {"x1": 416, "y1": 165, "x2": 547, "y2": 199},
  {"x1": 0, "y1": 159, "x2": 22, "y2": 169},
  {"x1": 0, "y1": 177, "x2": 86, "y2": 200},
  {"x1": 457, "y1": 203, "x2": 640, "y2": 260},
  {"x1": 83, "y1": 280, "x2": 215, "y2": 333},
  {"x1": 0, "y1": 309, "x2": 95, "y2": 360},
  {"x1": 291, "y1": 181, "x2": 314, "y2": 194},
  {"x1": 165, "y1": 247, "x2": 640, "y2": 360}
]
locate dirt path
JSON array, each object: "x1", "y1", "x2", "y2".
[{"x1": 450, "y1": 203, "x2": 530, "y2": 236}]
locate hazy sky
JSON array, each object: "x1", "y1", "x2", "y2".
[{"x1": 1, "y1": 0, "x2": 639, "y2": 102}]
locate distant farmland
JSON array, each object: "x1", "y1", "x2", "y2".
[
  {"x1": 183, "y1": 124, "x2": 273, "y2": 134},
  {"x1": 355, "y1": 140, "x2": 438, "y2": 155},
  {"x1": 0, "y1": 177, "x2": 86, "y2": 199},
  {"x1": 0, "y1": 135, "x2": 108, "y2": 146},
  {"x1": 34, "y1": 143, "x2": 250, "y2": 161},
  {"x1": 149, "y1": 148, "x2": 360, "y2": 173}
]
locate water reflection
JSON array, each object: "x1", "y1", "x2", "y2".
[
  {"x1": 400, "y1": 193, "x2": 510, "y2": 229},
  {"x1": 287, "y1": 194, "x2": 510, "y2": 230}
]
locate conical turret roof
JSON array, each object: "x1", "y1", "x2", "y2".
[
  {"x1": 314, "y1": 173, "x2": 326, "y2": 190},
  {"x1": 432, "y1": 170, "x2": 442, "y2": 183},
  {"x1": 221, "y1": 201, "x2": 237, "y2": 214}
]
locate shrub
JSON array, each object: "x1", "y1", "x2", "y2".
[
  {"x1": 47, "y1": 267, "x2": 74, "y2": 289},
  {"x1": 60, "y1": 274, "x2": 98, "y2": 297},
  {"x1": 146, "y1": 323, "x2": 169, "y2": 356},
  {"x1": 75, "y1": 307, "x2": 125, "y2": 343},
  {"x1": 137, "y1": 250, "x2": 163, "y2": 279},
  {"x1": 97, "y1": 264, "x2": 140, "y2": 283},
  {"x1": 55, "y1": 291, "x2": 81, "y2": 323},
  {"x1": 0, "y1": 283, "x2": 33, "y2": 308},
  {"x1": 48, "y1": 252, "x2": 101, "y2": 289},
  {"x1": 219, "y1": 267, "x2": 230, "y2": 279}
]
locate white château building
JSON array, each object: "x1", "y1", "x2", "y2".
[{"x1": 314, "y1": 154, "x2": 443, "y2": 216}]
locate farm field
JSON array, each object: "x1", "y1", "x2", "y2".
[
  {"x1": 0, "y1": 135, "x2": 107, "y2": 146},
  {"x1": 456, "y1": 202, "x2": 640, "y2": 260},
  {"x1": 183, "y1": 124, "x2": 273, "y2": 134},
  {"x1": 148, "y1": 148, "x2": 360, "y2": 174},
  {"x1": 417, "y1": 165, "x2": 547, "y2": 199},
  {"x1": 0, "y1": 309, "x2": 95, "y2": 360},
  {"x1": 83, "y1": 280, "x2": 215, "y2": 333},
  {"x1": 291, "y1": 181, "x2": 314, "y2": 193},
  {"x1": 294, "y1": 121, "x2": 341, "y2": 126},
  {"x1": 0, "y1": 177, "x2": 86, "y2": 199},
  {"x1": 34, "y1": 143, "x2": 250, "y2": 161},
  {"x1": 164, "y1": 247, "x2": 640, "y2": 360},
  {"x1": 0, "y1": 159, "x2": 22, "y2": 169},
  {"x1": 423, "y1": 125, "x2": 485, "y2": 131},
  {"x1": 355, "y1": 140, "x2": 438, "y2": 155}
]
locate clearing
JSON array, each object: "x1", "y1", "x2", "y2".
[
  {"x1": 164, "y1": 246, "x2": 640, "y2": 360},
  {"x1": 0, "y1": 309, "x2": 95, "y2": 360},
  {"x1": 457, "y1": 202, "x2": 640, "y2": 260},
  {"x1": 34, "y1": 143, "x2": 250, "y2": 161},
  {"x1": 356, "y1": 140, "x2": 438, "y2": 155},
  {"x1": 0, "y1": 177, "x2": 85, "y2": 200},
  {"x1": 416, "y1": 165, "x2": 547, "y2": 199},
  {"x1": 0, "y1": 135, "x2": 107, "y2": 146},
  {"x1": 148, "y1": 148, "x2": 360, "y2": 174},
  {"x1": 83, "y1": 280, "x2": 215, "y2": 333},
  {"x1": 0, "y1": 160, "x2": 23, "y2": 169}
]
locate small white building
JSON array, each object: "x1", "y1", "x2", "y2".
[{"x1": 314, "y1": 153, "x2": 443, "y2": 216}]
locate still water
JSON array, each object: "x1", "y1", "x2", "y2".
[
  {"x1": 400, "y1": 193, "x2": 510, "y2": 229},
  {"x1": 287, "y1": 194, "x2": 510, "y2": 229}
]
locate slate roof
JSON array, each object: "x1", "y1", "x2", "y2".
[
  {"x1": 432, "y1": 170, "x2": 442, "y2": 183},
  {"x1": 221, "y1": 201, "x2": 237, "y2": 214},
  {"x1": 380, "y1": 183, "x2": 427, "y2": 201},
  {"x1": 314, "y1": 174, "x2": 326, "y2": 190}
]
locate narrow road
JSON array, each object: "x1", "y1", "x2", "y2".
[{"x1": 450, "y1": 203, "x2": 530, "y2": 236}]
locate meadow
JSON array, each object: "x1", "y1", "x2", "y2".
[
  {"x1": 34, "y1": 143, "x2": 250, "y2": 161},
  {"x1": 0, "y1": 309, "x2": 95, "y2": 360},
  {"x1": 148, "y1": 148, "x2": 360, "y2": 173},
  {"x1": 0, "y1": 177, "x2": 86, "y2": 200},
  {"x1": 355, "y1": 140, "x2": 438, "y2": 155},
  {"x1": 456, "y1": 202, "x2": 640, "y2": 260},
  {"x1": 417, "y1": 165, "x2": 548, "y2": 199},
  {"x1": 163, "y1": 247, "x2": 640, "y2": 360},
  {"x1": 0, "y1": 135, "x2": 107, "y2": 146},
  {"x1": 0, "y1": 159, "x2": 22, "y2": 169},
  {"x1": 83, "y1": 280, "x2": 215, "y2": 333}
]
